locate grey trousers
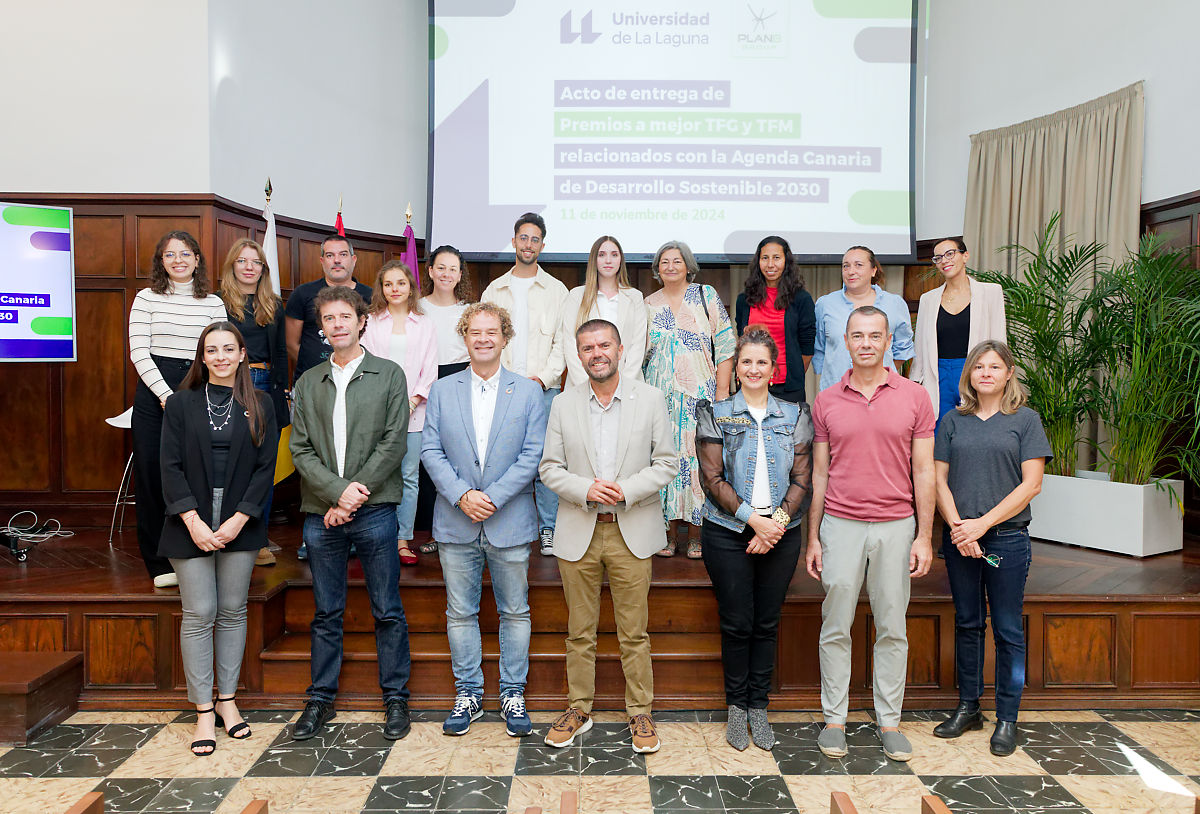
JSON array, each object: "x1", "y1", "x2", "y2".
[
  {"x1": 817, "y1": 514, "x2": 915, "y2": 727},
  {"x1": 170, "y1": 489, "x2": 258, "y2": 705}
]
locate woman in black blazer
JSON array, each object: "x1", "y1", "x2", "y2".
[
  {"x1": 159, "y1": 321, "x2": 278, "y2": 756},
  {"x1": 218, "y1": 238, "x2": 288, "y2": 567}
]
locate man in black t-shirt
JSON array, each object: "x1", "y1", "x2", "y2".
[{"x1": 285, "y1": 234, "x2": 374, "y2": 386}]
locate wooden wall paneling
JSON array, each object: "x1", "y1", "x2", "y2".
[
  {"x1": 215, "y1": 219, "x2": 252, "y2": 271},
  {"x1": 0, "y1": 614, "x2": 67, "y2": 650},
  {"x1": 134, "y1": 214, "x2": 204, "y2": 279},
  {"x1": 775, "y1": 606, "x2": 821, "y2": 691},
  {"x1": 62, "y1": 289, "x2": 127, "y2": 491},
  {"x1": 1130, "y1": 613, "x2": 1200, "y2": 688},
  {"x1": 275, "y1": 235, "x2": 295, "y2": 293},
  {"x1": 1042, "y1": 613, "x2": 1117, "y2": 688},
  {"x1": 0, "y1": 364, "x2": 52, "y2": 490},
  {"x1": 298, "y1": 240, "x2": 323, "y2": 285},
  {"x1": 83, "y1": 614, "x2": 158, "y2": 687},
  {"x1": 355, "y1": 248, "x2": 384, "y2": 289},
  {"x1": 73, "y1": 215, "x2": 126, "y2": 277}
]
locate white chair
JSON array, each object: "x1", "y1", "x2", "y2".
[{"x1": 105, "y1": 408, "x2": 135, "y2": 546}]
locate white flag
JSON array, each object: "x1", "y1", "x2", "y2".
[{"x1": 262, "y1": 199, "x2": 281, "y2": 297}]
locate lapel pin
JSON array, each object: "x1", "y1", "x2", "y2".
[{"x1": 505, "y1": 387, "x2": 513, "y2": 394}]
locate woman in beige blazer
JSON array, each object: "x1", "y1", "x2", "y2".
[
  {"x1": 910, "y1": 238, "x2": 1007, "y2": 424},
  {"x1": 559, "y1": 235, "x2": 648, "y2": 387}
]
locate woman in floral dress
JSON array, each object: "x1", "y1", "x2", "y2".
[{"x1": 643, "y1": 240, "x2": 735, "y2": 558}]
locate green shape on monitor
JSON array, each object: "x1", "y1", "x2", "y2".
[
  {"x1": 430, "y1": 24, "x2": 448, "y2": 59},
  {"x1": 2, "y1": 206, "x2": 69, "y2": 229},
  {"x1": 813, "y1": 0, "x2": 912, "y2": 19},
  {"x1": 30, "y1": 317, "x2": 73, "y2": 336},
  {"x1": 848, "y1": 190, "x2": 909, "y2": 226}
]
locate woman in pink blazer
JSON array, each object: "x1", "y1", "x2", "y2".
[
  {"x1": 910, "y1": 238, "x2": 1007, "y2": 424},
  {"x1": 362, "y1": 260, "x2": 439, "y2": 564}
]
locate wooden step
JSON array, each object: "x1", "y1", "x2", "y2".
[
  {"x1": 260, "y1": 631, "x2": 725, "y2": 706},
  {"x1": 281, "y1": 582, "x2": 722, "y2": 634},
  {"x1": 0, "y1": 651, "x2": 83, "y2": 745}
]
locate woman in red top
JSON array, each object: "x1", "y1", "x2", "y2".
[{"x1": 734, "y1": 236, "x2": 817, "y2": 404}]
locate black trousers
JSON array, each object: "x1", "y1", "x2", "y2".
[
  {"x1": 701, "y1": 518, "x2": 803, "y2": 708},
  {"x1": 131, "y1": 355, "x2": 192, "y2": 578}
]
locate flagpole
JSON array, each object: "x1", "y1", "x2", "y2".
[{"x1": 262, "y1": 178, "x2": 281, "y2": 297}]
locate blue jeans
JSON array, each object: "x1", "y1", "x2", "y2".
[
  {"x1": 249, "y1": 366, "x2": 277, "y2": 522},
  {"x1": 303, "y1": 504, "x2": 411, "y2": 703},
  {"x1": 937, "y1": 357, "x2": 966, "y2": 427},
  {"x1": 438, "y1": 533, "x2": 530, "y2": 698},
  {"x1": 395, "y1": 430, "x2": 421, "y2": 540},
  {"x1": 942, "y1": 525, "x2": 1031, "y2": 721},
  {"x1": 534, "y1": 387, "x2": 560, "y2": 531}
]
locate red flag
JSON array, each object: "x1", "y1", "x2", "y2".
[{"x1": 334, "y1": 211, "x2": 345, "y2": 237}]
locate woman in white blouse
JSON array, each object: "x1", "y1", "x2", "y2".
[
  {"x1": 128, "y1": 230, "x2": 227, "y2": 587},
  {"x1": 558, "y1": 235, "x2": 647, "y2": 386}
]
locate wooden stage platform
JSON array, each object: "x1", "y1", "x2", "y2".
[{"x1": 2, "y1": 524, "x2": 1199, "y2": 711}]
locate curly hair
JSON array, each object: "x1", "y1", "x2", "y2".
[
  {"x1": 456, "y1": 301, "x2": 514, "y2": 341},
  {"x1": 149, "y1": 230, "x2": 211, "y2": 297},
  {"x1": 744, "y1": 235, "x2": 806, "y2": 311}
]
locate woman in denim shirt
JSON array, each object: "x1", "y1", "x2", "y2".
[
  {"x1": 696, "y1": 328, "x2": 814, "y2": 752},
  {"x1": 932, "y1": 340, "x2": 1050, "y2": 757}
]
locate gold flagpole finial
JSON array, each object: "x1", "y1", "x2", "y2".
[
  {"x1": 264, "y1": 177, "x2": 272, "y2": 202},
  {"x1": 405, "y1": 202, "x2": 413, "y2": 225},
  {"x1": 337, "y1": 194, "x2": 343, "y2": 214}
]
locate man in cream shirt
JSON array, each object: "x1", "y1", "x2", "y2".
[
  {"x1": 482, "y1": 213, "x2": 569, "y2": 556},
  {"x1": 539, "y1": 319, "x2": 677, "y2": 755}
]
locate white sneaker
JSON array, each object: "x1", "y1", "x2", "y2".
[{"x1": 153, "y1": 572, "x2": 178, "y2": 588}]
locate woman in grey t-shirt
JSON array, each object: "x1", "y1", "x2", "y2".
[{"x1": 931, "y1": 340, "x2": 1051, "y2": 757}]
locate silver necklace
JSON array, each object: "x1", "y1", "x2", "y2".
[{"x1": 205, "y1": 383, "x2": 234, "y2": 431}]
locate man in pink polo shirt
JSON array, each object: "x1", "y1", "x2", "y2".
[{"x1": 806, "y1": 305, "x2": 935, "y2": 763}]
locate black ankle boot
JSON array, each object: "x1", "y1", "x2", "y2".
[
  {"x1": 933, "y1": 702, "x2": 983, "y2": 739},
  {"x1": 990, "y1": 721, "x2": 1018, "y2": 756}
]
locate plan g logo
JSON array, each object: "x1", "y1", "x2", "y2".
[
  {"x1": 734, "y1": 4, "x2": 786, "y2": 56},
  {"x1": 560, "y1": 10, "x2": 601, "y2": 44}
]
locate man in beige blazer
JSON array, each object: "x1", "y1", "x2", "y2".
[{"x1": 539, "y1": 318, "x2": 677, "y2": 754}]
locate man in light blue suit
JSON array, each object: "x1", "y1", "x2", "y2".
[{"x1": 421, "y1": 302, "x2": 546, "y2": 738}]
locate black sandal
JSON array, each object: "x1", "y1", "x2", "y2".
[
  {"x1": 191, "y1": 707, "x2": 217, "y2": 756},
  {"x1": 215, "y1": 696, "x2": 252, "y2": 739}
]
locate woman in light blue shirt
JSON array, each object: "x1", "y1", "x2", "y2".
[{"x1": 812, "y1": 246, "x2": 914, "y2": 391}]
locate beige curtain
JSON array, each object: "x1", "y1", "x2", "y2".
[{"x1": 963, "y1": 81, "x2": 1144, "y2": 274}]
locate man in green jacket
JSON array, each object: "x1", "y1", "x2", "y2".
[{"x1": 289, "y1": 285, "x2": 412, "y2": 742}]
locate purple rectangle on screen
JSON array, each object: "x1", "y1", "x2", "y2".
[
  {"x1": 0, "y1": 310, "x2": 16, "y2": 322},
  {"x1": 0, "y1": 293, "x2": 50, "y2": 306},
  {"x1": 0, "y1": 338, "x2": 74, "y2": 359}
]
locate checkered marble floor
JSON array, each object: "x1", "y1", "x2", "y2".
[{"x1": 0, "y1": 709, "x2": 1197, "y2": 813}]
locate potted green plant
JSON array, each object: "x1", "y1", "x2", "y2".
[
  {"x1": 973, "y1": 214, "x2": 1105, "y2": 477},
  {"x1": 977, "y1": 219, "x2": 1200, "y2": 556}
]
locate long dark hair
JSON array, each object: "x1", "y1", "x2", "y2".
[
  {"x1": 744, "y1": 235, "x2": 805, "y2": 310},
  {"x1": 150, "y1": 230, "x2": 211, "y2": 297},
  {"x1": 422, "y1": 245, "x2": 474, "y2": 302},
  {"x1": 180, "y1": 321, "x2": 267, "y2": 445}
]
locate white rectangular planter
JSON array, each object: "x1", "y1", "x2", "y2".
[{"x1": 1028, "y1": 472, "x2": 1184, "y2": 557}]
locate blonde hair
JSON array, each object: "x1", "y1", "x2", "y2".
[
  {"x1": 456, "y1": 301, "x2": 514, "y2": 341},
  {"x1": 369, "y1": 259, "x2": 422, "y2": 316},
  {"x1": 575, "y1": 235, "x2": 631, "y2": 330},
  {"x1": 219, "y1": 238, "x2": 280, "y2": 326},
  {"x1": 957, "y1": 340, "x2": 1026, "y2": 415}
]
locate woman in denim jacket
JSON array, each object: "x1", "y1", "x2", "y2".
[{"x1": 696, "y1": 328, "x2": 814, "y2": 753}]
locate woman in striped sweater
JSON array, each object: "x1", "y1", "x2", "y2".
[{"x1": 129, "y1": 230, "x2": 227, "y2": 587}]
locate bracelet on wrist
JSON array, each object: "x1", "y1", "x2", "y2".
[{"x1": 771, "y1": 507, "x2": 790, "y2": 526}]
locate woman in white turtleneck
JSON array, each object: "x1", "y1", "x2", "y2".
[{"x1": 128, "y1": 230, "x2": 227, "y2": 588}]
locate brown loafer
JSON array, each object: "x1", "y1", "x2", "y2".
[{"x1": 255, "y1": 548, "x2": 276, "y2": 566}]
